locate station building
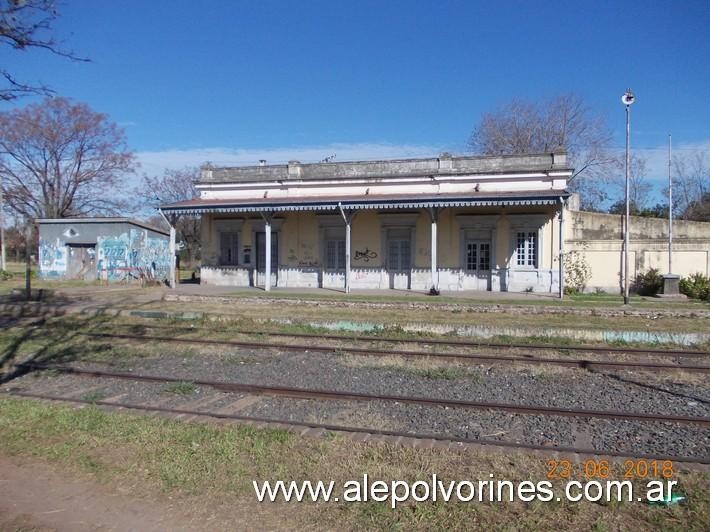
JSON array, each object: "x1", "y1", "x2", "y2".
[{"x1": 160, "y1": 152, "x2": 573, "y2": 294}]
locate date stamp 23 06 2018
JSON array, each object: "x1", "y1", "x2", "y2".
[{"x1": 547, "y1": 459, "x2": 675, "y2": 481}]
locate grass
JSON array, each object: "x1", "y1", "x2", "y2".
[
  {"x1": 343, "y1": 354, "x2": 483, "y2": 381},
  {"x1": 160, "y1": 381, "x2": 197, "y2": 395},
  {"x1": 1, "y1": 314, "x2": 705, "y2": 376},
  {"x1": 0, "y1": 397, "x2": 707, "y2": 530},
  {"x1": 151, "y1": 298, "x2": 709, "y2": 335},
  {"x1": 81, "y1": 390, "x2": 108, "y2": 403},
  {"x1": 217, "y1": 286, "x2": 709, "y2": 310}
]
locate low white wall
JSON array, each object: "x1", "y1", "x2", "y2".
[
  {"x1": 201, "y1": 266, "x2": 251, "y2": 286},
  {"x1": 200, "y1": 265, "x2": 558, "y2": 292}
]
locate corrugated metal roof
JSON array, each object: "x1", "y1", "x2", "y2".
[
  {"x1": 160, "y1": 190, "x2": 568, "y2": 215},
  {"x1": 35, "y1": 217, "x2": 170, "y2": 236}
]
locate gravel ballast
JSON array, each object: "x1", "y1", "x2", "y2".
[{"x1": 4, "y1": 341, "x2": 708, "y2": 459}]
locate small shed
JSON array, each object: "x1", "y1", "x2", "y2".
[{"x1": 37, "y1": 218, "x2": 171, "y2": 283}]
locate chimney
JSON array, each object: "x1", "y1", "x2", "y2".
[{"x1": 259, "y1": 159, "x2": 267, "y2": 166}]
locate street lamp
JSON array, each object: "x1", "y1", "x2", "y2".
[{"x1": 621, "y1": 88, "x2": 635, "y2": 305}]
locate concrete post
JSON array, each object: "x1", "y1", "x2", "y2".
[
  {"x1": 264, "y1": 219, "x2": 272, "y2": 292},
  {"x1": 0, "y1": 176, "x2": 6, "y2": 271},
  {"x1": 169, "y1": 226, "x2": 176, "y2": 288},
  {"x1": 558, "y1": 199, "x2": 565, "y2": 299},
  {"x1": 25, "y1": 221, "x2": 32, "y2": 300}
]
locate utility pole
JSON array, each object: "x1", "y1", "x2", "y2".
[
  {"x1": 0, "y1": 174, "x2": 6, "y2": 271},
  {"x1": 668, "y1": 134, "x2": 673, "y2": 275},
  {"x1": 25, "y1": 221, "x2": 32, "y2": 300},
  {"x1": 621, "y1": 89, "x2": 635, "y2": 305}
]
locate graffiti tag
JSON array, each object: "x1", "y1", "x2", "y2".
[{"x1": 354, "y1": 248, "x2": 377, "y2": 262}]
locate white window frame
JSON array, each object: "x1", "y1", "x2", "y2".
[
  {"x1": 509, "y1": 215, "x2": 546, "y2": 271},
  {"x1": 515, "y1": 231, "x2": 538, "y2": 268}
]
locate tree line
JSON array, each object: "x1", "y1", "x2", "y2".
[
  {"x1": 469, "y1": 94, "x2": 709, "y2": 221},
  {"x1": 0, "y1": 2, "x2": 707, "y2": 268},
  {"x1": 1, "y1": 93, "x2": 708, "y2": 265}
]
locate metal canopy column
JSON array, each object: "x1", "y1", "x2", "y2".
[
  {"x1": 260, "y1": 211, "x2": 274, "y2": 292},
  {"x1": 428, "y1": 207, "x2": 439, "y2": 292},
  {"x1": 338, "y1": 203, "x2": 356, "y2": 294}
]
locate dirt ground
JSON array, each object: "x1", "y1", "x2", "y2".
[
  {"x1": 0, "y1": 455, "x2": 292, "y2": 532},
  {"x1": 0, "y1": 455, "x2": 202, "y2": 532}
]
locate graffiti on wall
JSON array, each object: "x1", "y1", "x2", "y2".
[
  {"x1": 97, "y1": 234, "x2": 129, "y2": 280},
  {"x1": 39, "y1": 238, "x2": 68, "y2": 278},
  {"x1": 354, "y1": 248, "x2": 377, "y2": 262},
  {"x1": 96, "y1": 229, "x2": 170, "y2": 282},
  {"x1": 132, "y1": 235, "x2": 171, "y2": 279}
]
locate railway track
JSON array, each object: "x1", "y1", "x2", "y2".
[
  {"x1": 5, "y1": 365, "x2": 709, "y2": 465},
  {"x1": 77, "y1": 331, "x2": 710, "y2": 373},
  {"x1": 15, "y1": 362, "x2": 710, "y2": 426},
  {"x1": 4, "y1": 317, "x2": 709, "y2": 464}
]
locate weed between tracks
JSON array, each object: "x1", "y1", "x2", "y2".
[
  {"x1": 0, "y1": 397, "x2": 707, "y2": 530},
  {"x1": 81, "y1": 390, "x2": 108, "y2": 403},
  {"x1": 161, "y1": 381, "x2": 198, "y2": 395},
  {"x1": 343, "y1": 354, "x2": 485, "y2": 382}
]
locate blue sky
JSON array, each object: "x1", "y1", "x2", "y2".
[{"x1": 3, "y1": 0, "x2": 709, "y2": 188}]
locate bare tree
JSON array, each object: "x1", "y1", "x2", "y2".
[
  {"x1": 1, "y1": 0, "x2": 87, "y2": 101},
  {"x1": 671, "y1": 150, "x2": 710, "y2": 221},
  {"x1": 469, "y1": 93, "x2": 616, "y2": 210},
  {"x1": 0, "y1": 97, "x2": 136, "y2": 219},
  {"x1": 138, "y1": 167, "x2": 201, "y2": 263},
  {"x1": 606, "y1": 153, "x2": 651, "y2": 213}
]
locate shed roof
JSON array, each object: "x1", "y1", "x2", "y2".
[{"x1": 35, "y1": 217, "x2": 169, "y2": 236}]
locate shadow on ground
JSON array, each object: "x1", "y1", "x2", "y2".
[{"x1": 0, "y1": 296, "x2": 160, "y2": 385}]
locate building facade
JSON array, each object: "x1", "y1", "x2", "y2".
[
  {"x1": 161, "y1": 153, "x2": 572, "y2": 293},
  {"x1": 37, "y1": 218, "x2": 171, "y2": 283}
]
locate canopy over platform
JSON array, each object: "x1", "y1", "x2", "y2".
[{"x1": 160, "y1": 189, "x2": 569, "y2": 215}]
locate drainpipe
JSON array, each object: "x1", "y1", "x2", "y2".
[
  {"x1": 158, "y1": 209, "x2": 176, "y2": 289},
  {"x1": 558, "y1": 197, "x2": 565, "y2": 299},
  {"x1": 338, "y1": 202, "x2": 351, "y2": 294}
]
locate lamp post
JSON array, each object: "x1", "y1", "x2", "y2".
[{"x1": 621, "y1": 89, "x2": 635, "y2": 305}]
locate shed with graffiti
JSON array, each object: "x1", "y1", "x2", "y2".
[{"x1": 37, "y1": 218, "x2": 171, "y2": 283}]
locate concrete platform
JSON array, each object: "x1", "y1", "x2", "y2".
[{"x1": 169, "y1": 283, "x2": 562, "y2": 301}]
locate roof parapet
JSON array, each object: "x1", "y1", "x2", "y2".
[
  {"x1": 288, "y1": 160, "x2": 302, "y2": 179},
  {"x1": 200, "y1": 152, "x2": 572, "y2": 184}
]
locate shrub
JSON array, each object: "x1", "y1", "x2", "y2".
[
  {"x1": 0, "y1": 269, "x2": 12, "y2": 281},
  {"x1": 633, "y1": 268, "x2": 664, "y2": 296},
  {"x1": 679, "y1": 273, "x2": 710, "y2": 301},
  {"x1": 563, "y1": 251, "x2": 591, "y2": 295}
]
